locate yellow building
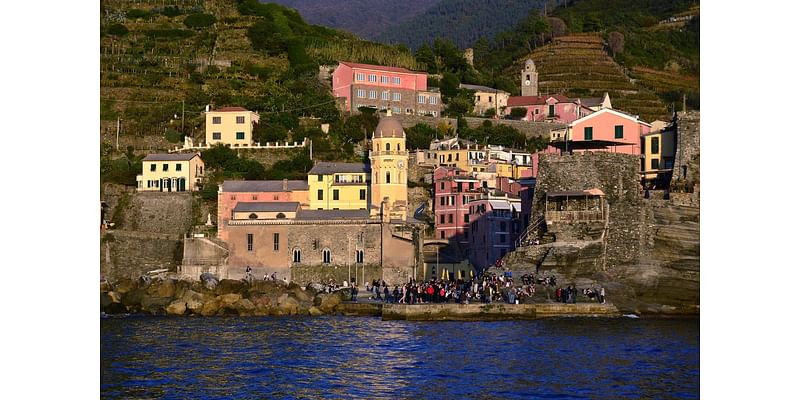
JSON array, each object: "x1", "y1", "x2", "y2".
[
  {"x1": 369, "y1": 111, "x2": 408, "y2": 221},
  {"x1": 137, "y1": 153, "x2": 205, "y2": 192},
  {"x1": 204, "y1": 106, "x2": 260, "y2": 147},
  {"x1": 308, "y1": 162, "x2": 369, "y2": 210},
  {"x1": 641, "y1": 125, "x2": 676, "y2": 187},
  {"x1": 459, "y1": 83, "x2": 510, "y2": 116}
]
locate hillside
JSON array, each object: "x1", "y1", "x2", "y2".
[
  {"x1": 265, "y1": 0, "x2": 439, "y2": 40},
  {"x1": 510, "y1": 34, "x2": 669, "y2": 121},
  {"x1": 377, "y1": 0, "x2": 546, "y2": 50}
]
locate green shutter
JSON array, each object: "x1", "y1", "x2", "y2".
[
  {"x1": 584, "y1": 127, "x2": 593, "y2": 140},
  {"x1": 615, "y1": 125, "x2": 623, "y2": 139}
]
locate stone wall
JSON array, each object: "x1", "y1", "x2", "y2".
[
  {"x1": 101, "y1": 231, "x2": 183, "y2": 281},
  {"x1": 671, "y1": 111, "x2": 700, "y2": 189},
  {"x1": 107, "y1": 190, "x2": 195, "y2": 234},
  {"x1": 392, "y1": 114, "x2": 565, "y2": 138}
]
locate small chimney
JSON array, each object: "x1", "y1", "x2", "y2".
[{"x1": 282, "y1": 179, "x2": 288, "y2": 191}]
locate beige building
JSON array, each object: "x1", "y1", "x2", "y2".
[
  {"x1": 641, "y1": 123, "x2": 676, "y2": 188},
  {"x1": 459, "y1": 84, "x2": 510, "y2": 116},
  {"x1": 137, "y1": 153, "x2": 204, "y2": 192},
  {"x1": 205, "y1": 107, "x2": 260, "y2": 147}
]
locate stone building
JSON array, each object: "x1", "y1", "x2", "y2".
[
  {"x1": 459, "y1": 83, "x2": 510, "y2": 116},
  {"x1": 216, "y1": 112, "x2": 424, "y2": 285}
]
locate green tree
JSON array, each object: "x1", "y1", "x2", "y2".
[
  {"x1": 184, "y1": 13, "x2": 217, "y2": 29},
  {"x1": 406, "y1": 124, "x2": 437, "y2": 150},
  {"x1": 509, "y1": 107, "x2": 528, "y2": 119},
  {"x1": 440, "y1": 72, "x2": 460, "y2": 99}
]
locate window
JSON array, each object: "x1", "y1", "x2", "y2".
[
  {"x1": 440, "y1": 182, "x2": 445, "y2": 191},
  {"x1": 318, "y1": 174, "x2": 323, "y2": 182},
  {"x1": 651, "y1": 137, "x2": 660, "y2": 153},
  {"x1": 293, "y1": 248, "x2": 301, "y2": 263},
  {"x1": 381, "y1": 76, "x2": 389, "y2": 84},
  {"x1": 651, "y1": 159, "x2": 660, "y2": 170},
  {"x1": 406, "y1": 108, "x2": 412, "y2": 114},
  {"x1": 535, "y1": 109, "x2": 539, "y2": 115},
  {"x1": 464, "y1": 214, "x2": 469, "y2": 223},
  {"x1": 150, "y1": 164, "x2": 156, "y2": 172},
  {"x1": 393, "y1": 107, "x2": 401, "y2": 114},
  {"x1": 333, "y1": 190, "x2": 339, "y2": 200},
  {"x1": 500, "y1": 221, "x2": 507, "y2": 232},
  {"x1": 276, "y1": 213, "x2": 286, "y2": 219},
  {"x1": 418, "y1": 95, "x2": 425, "y2": 104},
  {"x1": 440, "y1": 214, "x2": 445, "y2": 224},
  {"x1": 392, "y1": 92, "x2": 401, "y2": 102},
  {"x1": 386, "y1": 143, "x2": 391, "y2": 151},
  {"x1": 489, "y1": 96, "x2": 493, "y2": 102},
  {"x1": 212, "y1": 132, "x2": 221, "y2": 140},
  {"x1": 230, "y1": 195, "x2": 236, "y2": 200},
  {"x1": 323, "y1": 249, "x2": 332, "y2": 264},
  {"x1": 393, "y1": 77, "x2": 401, "y2": 85},
  {"x1": 356, "y1": 73, "x2": 365, "y2": 81},
  {"x1": 615, "y1": 125, "x2": 624, "y2": 139},
  {"x1": 317, "y1": 190, "x2": 323, "y2": 200},
  {"x1": 500, "y1": 234, "x2": 507, "y2": 244},
  {"x1": 386, "y1": 172, "x2": 391, "y2": 183},
  {"x1": 448, "y1": 214, "x2": 453, "y2": 223},
  {"x1": 212, "y1": 116, "x2": 221, "y2": 124},
  {"x1": 248, "y1": 213, "x2": 258, "y2": 220},
  {"x1": 369, "y1": 90, "x2": 377, "y2": 99},
  {"x1": 357, "y1": 89, "x2": 366, "y2": 98},
  {"x1": 429, "y1": 97, "x2": 437, "y2": 105},
  {"x1": 356, "y1": 250, "x2": 364, "y2": 264},
  {"x1": 236, "y1": 116, "x2": 245, "y2": 124},
  {"x1": 368, "y1": 74, "x2": 377, "y2": 82},
  {"x1": 476, "y1": 95, "x2": 481, "y2": 102},
  {"x1": 584, "y1": 127, "x2": 593, "y2": 140},
  {"x1": 382, "y1": 91, "x2": 390, "y2": 100},
  {"x1": 176, "y1": 164, "x2": 182, "y2": 172},
  {"x1": 247, "y1": 234, "x2": 253, "y2": 251},
  {"x1": 548, "y1": 104, "x2": 555, "y2": 117},
  {"x1": 162, "y1": 164, "x2": 168, "y2": 171},
  {"x1": 273, "y1": 233, "x2": 279, "y2": 251},
  {"x1": 360, "y1": 189, "x2": 366, "y2": 200},
  {"x1": 236, "y1": 132, "x2": 245, "y2": 140}
]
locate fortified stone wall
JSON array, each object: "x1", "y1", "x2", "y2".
[
  {"x1": 107, "y1": 191, "x2": 195, "y2": 234},
  {"x1": 671, "y1": 111, "x2": 700, "y2": 189},
  {"x1": 101, "y1": 231, "x2": 183, "y2": 281}
]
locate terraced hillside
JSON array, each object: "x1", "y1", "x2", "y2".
[{"x1": 512, "y1": 34, "x2": 670, "y2": 122}]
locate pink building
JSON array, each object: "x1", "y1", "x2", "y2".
[
  {"x1": 433, "y1": 167, "x2": 481, "y2": 245},
  {"x1": 331, "y1": 61, "x2": 443, "y2": 116},
  {"x1": 467, "y1": 193, "x2": 523, "y2": 271},
  {"x1": 506, "y1": 95, "x2": 593, "y2": 123},
  {"x1": 547, "y1": 108, "x2": 652, "y2": 155},
  {"x1": 217, "y1": 180, "x2": 309, "y2": 241}
]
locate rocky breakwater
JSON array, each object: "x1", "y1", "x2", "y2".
[{"x1": 100, "y1": 274, "x2": 349, "y2": 317}]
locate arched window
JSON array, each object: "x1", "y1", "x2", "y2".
[
  {"x1": 386, "y1": 172, "x2": 391, "y2": 184},
  {"x1": 396, "y1": 143, "x2": 400, "y2": 151},
  {"x1": 356, "y1": 250, "x2": 364, "y2": 264},
  {"x1": 248, "y1": 213, "x2": 258, "y2": 219},
  {"x1": 323, "y1": 248, "x2": 332, "y2": 264},
  {"x1": 276, "y1": 213, "x2": 286, "y2": 219},
  {"x1": 385, "y1": 143, "x2": 390, "y2": 151},
  {"x1": 293, "y1": 248, "x2": 301, "y2": 263}
]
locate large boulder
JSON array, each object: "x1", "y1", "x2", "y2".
[
  {"x1": 314, "y1": 293, "x2": 342, "y2": 313},
  {"x1": 107, "y1": 291, "x2": 122, "y2": 303},
  {"x1": 200, "y1": 273, "x2": 219, "y2": 291},
  {"x1": 218, "y1": 293, "x2": 242, "y2": 306},
  {"x1": 307, "y1": 283, "x2": 326, "y2": 293},
  {"x1": 275, "y1": 295, "x2": 299, "y2": 315},
  {"x1": 200, "y1": 299, "x2": 220, "y2": 316},
  {"x1": 156, "y1": 278, "x2": 176, "y2": 298},
  {"x1": 100, "y1": 293, "x2": 113, "y2": 310},
  {"x1": 113, "y1": 278, "x2": 136, "y2": 294},
  {"x1": 235, "y1": 299, "x2": 256, "y2": 316},
  {"x1": 292, "y1": 287, "x2": 313, "y2": 303},
  {"x1": 105, "y1": 302, "x2": 127, "y2": 314},
  {"x1": 308, "y1": 306, "x2": 324, "y2": 316},
  {"x1": 166, "y1": 300, "x2": 187, "y2": 316},
  {"x1": 253, "y1": 297, "x2": 271, "y2": 316},
  {"x1": 216, "y1": 279, "x2": 246, "y2": 295},
  {"x1": 141, "y1": 297, "x2": 172, "y2": 314},
  {"x1": 120, "y1": 288, "x2": 146, "y2": 309},
  {"x1": 100, "y1": 281, "x2": 113, "y2": 293}
]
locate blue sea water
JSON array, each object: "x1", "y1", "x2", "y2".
[{"x1": 101, "y1": 316, "x2": 699, "y2": 399}]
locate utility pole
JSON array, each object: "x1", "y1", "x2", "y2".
[{"x1": 116, "y1": 117, "x2": 120, "y2": 150}]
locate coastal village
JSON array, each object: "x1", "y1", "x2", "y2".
[{"x1": 101, "y1": 55, "x2": 699, "y2": 316}]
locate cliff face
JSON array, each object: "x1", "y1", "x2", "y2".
[{"x1": 503, "y1": 148, "x2": 699, "y2": 315}]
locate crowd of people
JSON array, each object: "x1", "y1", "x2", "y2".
[{"x1": 348, "y1": 274, "x2": 606, "y2": 305}]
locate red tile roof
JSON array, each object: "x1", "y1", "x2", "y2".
[
  {"x1": 338, "y1": 61, "x2": 420, "y2": 74},
  {"x1": 507, "y1": 95, "x2": 572, "y2": 107},
  {"x1": 214, "y1": 107, "x2": 249, "y2": 112}
]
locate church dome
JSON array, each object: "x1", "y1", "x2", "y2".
[{"x1": 373, "y1": 111, "x2": 405, "y2": 139}]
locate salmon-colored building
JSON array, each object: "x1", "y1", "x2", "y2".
[
  {"x1": 506, "y1": 95, "x2": 594, "y2": 123},
  {"x1": 332, "y1": 61, "x2": 443, "y2": 116},
  {"x1": 547, "y1": 108, "x2": 651, "y2": 155},
  {"x1": 432, "y1": 167, "x2": 481, "y2": 245},
  {"x1": 217, "y1": 180, "x2": 309, "y2": 241}
]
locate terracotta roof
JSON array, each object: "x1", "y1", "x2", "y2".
[
  {"x1": 143, "y1": 153, "x2": 200, "y2": 161},
  {"x1": 233, "y1": 202, "x2": 300, "y2": 213},
  {"x1": 507, "y1": 95, "x2": 572, "y2": 107},
  {"x1": 338, "y1": 61, "x2": 419, "y2": 74},
  {"x1": 308, "y1": 162, "x2": 369, "y2": 175},
  {"x1": 222, "y1": 180, "x2": 308, "y2": 192},
  {"x1": 214, "y1": 107, "x2": 249, "y2": 112}
]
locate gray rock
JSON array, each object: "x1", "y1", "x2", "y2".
[{"x1": 200, "y1": 273, "x2": 218, "y2": 291}]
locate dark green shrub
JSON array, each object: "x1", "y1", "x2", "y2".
[
  {"x1": 509, "y1": 107, "x2": 528, "y2": 119},
  {"x1": 107, "y1": 23, "x2": 129, "y2": 36},
  {"x1": 126, "y1": 9, "x2": 152, "y2": 20},
  {"x1": 184, "y1": 13, "x2": 217, "y2": 29}
]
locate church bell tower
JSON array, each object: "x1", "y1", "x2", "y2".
[
  {"x1": 369, "y1": 110, "x2": 408, "y2": 221},
  {"x1": 521, "y1": 59, "x2": 538, "y2": 97}
]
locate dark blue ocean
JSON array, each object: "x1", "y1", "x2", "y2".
[{"x1": 101, "y1": 316, "x2": 699, "y2": 399}]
